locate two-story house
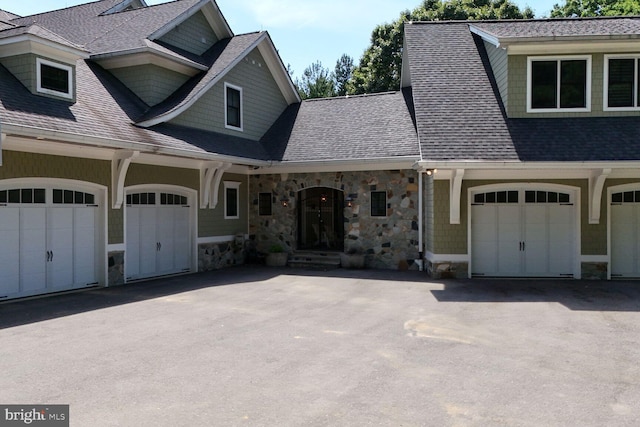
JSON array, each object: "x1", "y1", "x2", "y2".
[
  {"x1": 403, "y1": 19, "x2": 640, "y2": 280},
  {"x1": 1, "y1": 0, "x2": 640, "y2": 301}
]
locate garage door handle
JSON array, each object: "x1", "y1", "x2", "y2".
[{"x1": 522, "y1": 242, "x2": 525, "y2": 251}]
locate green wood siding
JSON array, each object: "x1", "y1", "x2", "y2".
[
  {"x1": 170, "y1": 49, "x2": 289, "y2": 141},
  {"x1": 0, "y1": 54, "x2": 76, "y2": 102},
  {"x1": 158, "y1": 11, "x2": 218, "y2": 56},
  {"x1": 485, "y1": 41, "x2": 508, "y2": 111},
  {"x1": 110, "y1": 65, "x2": 190, "y2": 106},
  {"x1": 508, "y1": 53, "x2": 640, "y2": 118},
  {"x1": 199, "y1": 173, "x2": 248, "y2": 237}
]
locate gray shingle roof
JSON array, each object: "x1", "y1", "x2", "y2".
[
  {"x1": 10, "y1": 0, "x2": 202, "y2": 55},
  {"x1": 0, "y1": 10, "x2": 20, "y2": 21},
  {"x1": 262, "y1": 90, "x2": 419, "y2": 162},
  {"x1": 0, "y1": 24, "x2": 87, "y2": 51},
  {"x1": 406, "y1": 21, "x2": 640, "y2": 162},
  {"x1": 471, "y1": 16, "x2": 640, "y2": 40}
]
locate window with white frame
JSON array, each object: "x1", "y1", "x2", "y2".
[
  {"x1": 36, "y1": 58, "x2": 73, "y2": 99},
  {"x1": 527, "y1": 56, "x2": 591, "y2": 112},
  {"x1": 224, "y1": 181, "x2": 241, "y2": 219},
  {"x1": 224, "y1": 83, "x2": 243, "y2": 131},
  {"x1": 605, "y1": 55, "x2": 640, "y2": 110}
]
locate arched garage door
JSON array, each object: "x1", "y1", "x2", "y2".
[
  {"x1": 611, "y1": 189, "x2": 640, "y2": 279},
  {"x1": 471, "y1": 187, "x2": 577, "y2": 278},
  {"x1": 125, "y1": 187, "x2": 194, "y2": 281},
  {"x1": 0, "y1": 181, "x2": 104, "y2": 300}
]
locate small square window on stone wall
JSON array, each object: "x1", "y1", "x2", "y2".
[{"x1": 371, "y1": 191, "x2": 387, "y2": 217}]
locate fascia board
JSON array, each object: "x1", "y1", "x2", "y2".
[
  {"x1": 0, "y1": 35, "x2": 89, "y2": 61},
  {"x1": 256, "y1": 34, "x2": 301, "y2": 104},
  {"x1": 92, "y1": 47, "x2": 207, "y2": 75},
  {"x1": 251, "y1": 156, "x2": 420, "y2": 174},
  {"x1": 1, "y1": 123, "x2": 270, "y2": 167},
  {"x1": 468, "y1": 25, "x2": 501, "y2": 47},
  {"x1": 416, "y1": 160, "x2": 640, "y2": 170},
  {"x1": 136, "y1": 32, "x2": 268, "y2": 128},
  {"x1": 506, "y1": 39, "x2": 640, "y2": 55}
]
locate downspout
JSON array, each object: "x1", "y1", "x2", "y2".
[{"x1": 418, "y1": 170, "x2": 424, "y2": 271}]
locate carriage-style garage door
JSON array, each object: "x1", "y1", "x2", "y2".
[
  {"x1": 611, "y1": 190, "x2": 640, "y2": 279},
  {"x1": 471, "y1": 188, "x2": 577, "y2": 278},
  {"x1": 0, "y1": 186, "x2": 100, "y2": 300},
  {"x1": 125, "y1": 190, "x2": 192, "y2": 281}
]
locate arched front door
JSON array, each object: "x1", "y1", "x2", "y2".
[{"x1": 297, "y1": 187, "x2": 344, "y2": 250}]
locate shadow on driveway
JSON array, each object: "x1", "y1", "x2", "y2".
[{"x1": 432, "y1": 279, "x2": 640, "y2": 312}]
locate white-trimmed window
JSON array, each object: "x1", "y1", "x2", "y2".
[
  {"x1": 527, "y1": 56, "x2": 591, "y2": 112},
  {"x1": 224, "y1": 181, "x2": 241, "y2": 219},
  {"x1": 604, "y1": 55, "x2": 640, "y2": 110},
  {"x1": 224, "y1": 83, "x2": 243, "y2": 131},
  {"x1": 36, "y1": 58, "x2": 73, "y2": 99}
]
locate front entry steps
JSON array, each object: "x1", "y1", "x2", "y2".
[{"x1": 288, "y1": 250, "x2": 341, "y2": 270}]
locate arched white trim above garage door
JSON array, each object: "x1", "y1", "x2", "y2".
[
  {"x1": 607, "y1": 183, "x2": 640, "y2": 279},
  {"x1": 124, "y1": 184, "x2": 198, "y2": 282},
  {"x1": 0, "y1": 178, "x2": 108, "y2": 300},
  {"x1": 467, "y1": 183, "x2": 581, "y2": 279}
]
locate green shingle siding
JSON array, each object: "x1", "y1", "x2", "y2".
[
  {"x1": 0, "y1": 54, "x2": 76, "y2": 102},
  {"x1": 158, "y1": 11, "x2": 218, "y2": 56},
  {"x1": 110, "y1": 65, "x2": 190, "y2": 106},
  {"x1": 508, "y1": 53, "x2": 640, "y2": 118},
  {"x1": 484, "y1": 41, "x2": 508, "y2": 111},
  {"x1": 170, "y1": 49, "x2": 289, "y2": 141}
]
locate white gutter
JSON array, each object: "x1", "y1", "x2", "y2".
[
  {"x1": 2, "y1": 123, "x2": 270, "y2": 167},
  {"x1": 415, "y1": 160, "x2": 640, "y2": 170},
  {"x1": 252, "y1": 156, "x2": 421, "y2": 174}
]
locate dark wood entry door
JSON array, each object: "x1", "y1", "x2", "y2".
[{"x1": 297, "y1": 188, "x2": 344, "y2": 250}]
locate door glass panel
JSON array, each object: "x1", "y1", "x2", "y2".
[
  {"x1": 8, "y1": 189, "x2": 19, "y2": 203},
  {"x1": 34, "y1": 189, "x2": 46, "y2": 204}
]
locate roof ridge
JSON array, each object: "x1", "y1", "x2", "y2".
[
  {"x1": 10, "y1": 0, "x2": 119, "y2": 20},
  {"x1": 302, "y1": 91, "x2": 400, "y2": 103}
]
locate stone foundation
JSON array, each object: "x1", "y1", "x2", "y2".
[
  {"x1": 581, "y1": 262, "x2": 607, "y2": 280},
  {"x1": 427, "y1": 260, "x2": 469, "y2": 279},
  {"x1": 108, "y1": 251, "x2": 125, "y2": 286},
  {"x1": 198, "y1": 236, "x2": 246, "y2": 272}
]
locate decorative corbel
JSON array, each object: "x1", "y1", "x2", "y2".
[
  {"x1": 0, "y1": 132, "x2": 5, "y2": 166},
  {"x1": 450, "y1": 169, "x2": 465, "y2": 225},
  {"x1": 112, "y1": 150, "x2": 139, "y2": 209},
  {"x1": 200, "y1": 161, "x2": 223, "y2": 208},
  {"x1": 210, "y1": 162, "x2": 232, "y2": 209},
  {"x1": 589, "y1": 168, "x2": 611, "y2": 224},
  {"x1": 281, "y1": 173, "x2": 289, "y2": 182}
]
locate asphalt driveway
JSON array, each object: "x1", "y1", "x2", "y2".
[{"x1": 1, "y1": 267, "x2": 640, "y2": 426}]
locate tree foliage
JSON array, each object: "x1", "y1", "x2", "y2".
[
  {"x1": 296, "y1": 61, "x2": 335, "y2": 100},
  {"x1": 550, "y1": 0, "x2": 640, "y2": 17},
  {"x1": 348, "y1": 0, "x2": 534, "y2": 95},
  {"x1": 334, "y1": 54, "x2": 355, "y2": 96}
]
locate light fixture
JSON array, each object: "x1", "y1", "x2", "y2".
[
  {"x1": 280, "y1": 197, "x2": 289, "y2": 207},
  {"x1": 426, "y1": 168, "x2": 438, "y2": 176},
  {"x1": 346, "y1": 196, "x2": 353, "y2": 208},
  {"x1": 320, "y1": 194, "x2": 328, "y2": 203}
]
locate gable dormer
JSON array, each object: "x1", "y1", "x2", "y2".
[
  {"x1": 0, "y1": 24, "x2": 88, "y2": 102},
  {"x1": 470, "y1": 19, "x2": 640, "y2": 119},
  {"x1": 156, "y1": 10, "x2": 219, "y2": 56},
  {"x1": 101, "y1": 0, "x2": 147, "y2": 15}
]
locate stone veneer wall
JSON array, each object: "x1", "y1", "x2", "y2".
[
  {"x1": 249, "y1": 171, "x2": 420, "y2": 270},
  {"x1": 108, "y1": 251, "x2": 125, "y2": 286},
  {"x1": 198, "y1": 236, "x2": 246, "y2": 272}
]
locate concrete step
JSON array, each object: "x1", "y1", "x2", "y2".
[{"x1": 288, "y1": 251, "x2": 341, "y2": 269}]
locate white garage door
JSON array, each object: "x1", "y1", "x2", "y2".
[
  {"x1": 611, "y1": 190, "x2": 640, "y2": 279},
  {"x1": 471, "y1": 189, "x2": 576, "y2": 278},
  {"x1": 126, "y1": 191, "x2": 192, "y2": 281},
  {"x1": 0, "y1": 187, "x2": 100, "y2": 300}
]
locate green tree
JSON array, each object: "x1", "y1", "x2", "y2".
[
  {"x1": 550, "y1": 0, "x2": 640, "y2": 16},
  {"x1": 296, "y1": 61, "x2": 335, "y2": 100},
  {"x1": 348, "y1": 0, "x2": 534, "y2": 95},
  {"x1": 334, "y1": 54, "x2": 355, "y2": 96}
]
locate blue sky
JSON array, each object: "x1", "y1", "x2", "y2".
[{"x1": 0, "y1": 0, "x2": 558, "y2": 79}]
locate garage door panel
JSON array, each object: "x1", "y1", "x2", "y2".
[
  {"x1": 0, "y1": 209, "x2": 20, "y2": 296},
  {"x1": 472, "y1": 206, "x2": 498, "y2": 274},
  {"x1": 74, "y1": 207, "x2": 97, "y2": 286},
  {"x1": 612, "y1": 204, "x2": 639, "y2": 277},
  {"x1": 48, "y1": 208, "x2": 74, "y2": 288},
  {"x1": 21, "y1": 208, "x2": 47, "y2": 293}
]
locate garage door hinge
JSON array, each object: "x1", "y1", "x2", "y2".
[
  {"x1": 471, "y1": 203, "x2": 484, "y2": 206},
  {"x1": 85, "y1": 282, "x2": 99, "y2": 286},
  {"x1": 560, "y1": 274, "x2": 573, "y2": 277},
  {"x1": 87, "y1": 204, "x2": 99, "y2": 207}
]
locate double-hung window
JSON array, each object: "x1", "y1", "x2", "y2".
[
  {"x1": 225, "y1": 83, "x2": 243, "y2": 131},
  {"x1": 527, "y1": 56, "x2": 591, "y2": 112},
  {"x1": 224, "y1": 181, "x2": 241, "y2": 219},
  {"x1": 36, "y1": 58, "x2": 73, "y2": 99},
  {"x1": 605, "y1": 55, "x2": 640, "y2": 110}
]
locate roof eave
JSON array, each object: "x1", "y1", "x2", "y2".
[{"x1": 91, "y1": 46, "x2": 208, "y2": 75}]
